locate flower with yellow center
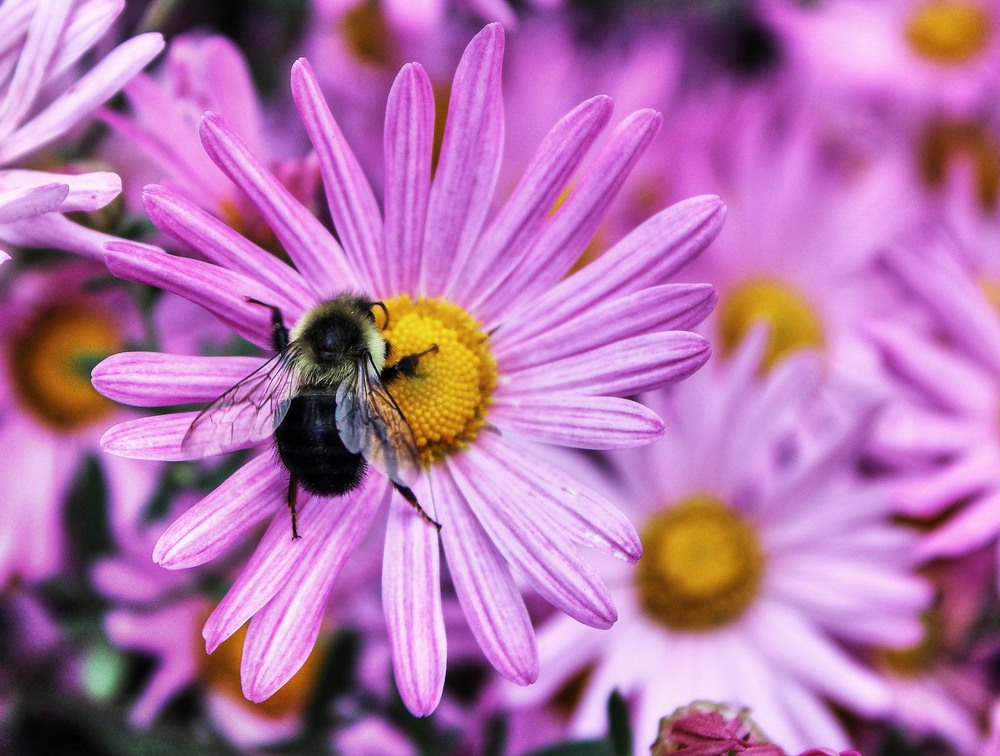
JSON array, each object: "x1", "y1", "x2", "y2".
[
  {"x1": 906, "y1": 1, "x2": 993, "y2": 64},
  {"x1": 379, "y1": 295, "x2": 496, "y2": 466},
  {"x1": 10, "y1": 303, "x2": 122, "y2": 430},
  {"x1": 96, "y1": 23, "x2": 724, "y2": 722},
  {"x1": 636, "y1": 495, "x2": 764, "y2": 631},
  {"x1": 718, "y1": 278, "x2": 824, "y2": 371}
]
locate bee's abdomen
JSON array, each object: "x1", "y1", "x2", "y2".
[{"x1": 275, "y1": 391, "x2": 367, "y2": 496}]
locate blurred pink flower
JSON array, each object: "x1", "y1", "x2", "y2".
[
  {"x1": 92, "y1": 23, "x2": 724, "y2": 717},
  {"x1": 100, "y1": 33, "x2": 320, "y2": 251},
  {"x1": 0, "y1": 0, "x2": 162, "y2": 257},
  {"x1": 763, "y1": 0, "x2": 1000, "y2": 114},
  {"x1": 0, "y1": 263, "x2": 146, "y2": 584},
  {"x1": 509, "y1": 328, "x2": 932, "y2": 751}
]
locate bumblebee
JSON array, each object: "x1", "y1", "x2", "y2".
[{"x1": 183, "y1": 294, "x2": 440, "y2": 538}]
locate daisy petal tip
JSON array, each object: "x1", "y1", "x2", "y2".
[{"x1": 399, "y1": 682, "x2": 444, "y2": 718}]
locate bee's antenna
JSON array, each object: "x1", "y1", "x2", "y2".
[{"x1": 371, "y1": 300, "x2": 389, "y2": 328}]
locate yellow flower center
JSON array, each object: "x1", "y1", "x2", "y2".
[
  {"x1": 9, "y1": 304, "x2": 122, "y2": 430},
  {"x1": 906, "y1": 1, "x2": 993, "y2": 64},
  {"x1": 718, "y1": 278, "x2": 824, "y2": 370},
  {"x1": 636, "y1": 495, "x2": 765, "y2": 631},
  {"x1": 875, "y1": 611, "x2": 940, "y2": 677},
  {"x1": 341, "y1": 0, "x2": 394, "y2": 66},
  {"x1": 199, "y1": 621, "x2": 323, "y2": 719},
  {"x1": 379, "y1": 296, "x2": 496, "y2": 466},
  {"x1": 918, "y1": 118, "x2": 1000, "y2": 209}
]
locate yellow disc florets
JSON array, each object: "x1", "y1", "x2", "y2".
[
  {"x1": 906, "y1": 1, "x2": 993, "y2": 64},
  {"x1": 636, "y1": 495, "x2": 765, "y2": 631},
  {"x1": 379, "y1": 295, "x2": 496, "y2": 466},
  {"x1": 10, "y1": 304, "x2": 122, "y2": 430},
  {"x1": 718, "y1": 278, "x2": 824, "y2": 371}
]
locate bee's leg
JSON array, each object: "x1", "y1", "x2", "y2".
[
  {"x1": 287, "y1": 475, "x2": 302, "y2": 540},
  {"x1": 392, "y1": 482, "x2": 442, "y2": 531},
  {"x1": 246, "y1": 298, "x2": 290, "y2": 352},
  {"x1": 382, "y1": 344, "x2": 439, "y2": 384}
]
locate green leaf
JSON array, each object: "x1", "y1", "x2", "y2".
[{"x1": 607, "y1": 689, "x2": 632, "y2": 756}]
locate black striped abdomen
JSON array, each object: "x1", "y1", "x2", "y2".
[{"x1": 274, "y1": 390, "x2": 367, "y2": 495}]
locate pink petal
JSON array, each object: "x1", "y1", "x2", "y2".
[
  {"x1": 421, "y1": 23, "x2": 505, "y2": 297},
  {"x1": 460, "y1": 95, "x2": 613, "y2": 309},
  {"x1": 493, "y1": 283, "x2": 717, "y2": 371},
  {"x1": 93, "y1": 352, "x2": 265, "y2": 407},
  {"x1": 917, "y1": 489, "x2": 1000, "y2": 560},
  {"x1": 0, "y1": 210, "x2": 111, "y2": 258},
  {"x1": 481, "y1": 109, "x2": 662, "y2": 318},
  {"x1": 891, "y1": 449, "x2": 999, "y2": 516},
  {"x1": 240, "y1": 478, "x2": 386, "y2": 701},
  {"x1": 104, "y1": 240, "x2": 295, "y2": 349},
  {"x1": 142, "y1": 185, "x2": 315, "y2": 310},
  {"x1": 382, "y1": 62, "x2": 434, "y2": 295},
  {"x1": 153, "y1": 454, "x2": 285, "y2": 569},
  {"x1": 0, "y1": 0, "x2": 70, "y2": 138},
  {"x1": 382, "y1": 490, "x2": 445, "y2": 716},
  {"x1": 0, "y1": 181, "x2": 68, "y2": 223},
  {"x1": 490, "y1": 393, "x2": 663, "y2": 449},
  {"x1": 434, "y1": 463, "x2": 538, "y2": 684},
  {"x1": 475, "y1": 433, "x2": 641, "y2": 561},
  {"x1": 450, "y1": 448, "x2": 617, "y2": 629},
  {"x1": 0, "y1": 33, "x2": 165, "y2": 165},
  {"x1": 502, "y1": 331, "x2": 710, "y2": 396},
  {"x1": 491, "y1": 195, "x2": 725, "y2": 339},
  {"x1": 100, "y1": 411, "x2": 256, "y2": 461},
  {"x1": 198, "y1": 112, "x2": 360, "y2": 298},
  {"x1": 291, "y1": 59, "x2": 385, "y2": 294}
]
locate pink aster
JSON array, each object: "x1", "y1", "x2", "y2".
[
  {"x1": 0, "y1": 0, "x2": 163, "y2": 257},
  {"x1": 869, "y1": 226, "x2": 1000, "y2": 563},
  {"x1": 508, "y1": 328, "x2": 932, "y2": 752},
  {"x1": 92, "y1": 23, "x2": 724, "y2": 716},
  {"x1": 99, "y1": 32, "x2": 319, "y2": 249}
]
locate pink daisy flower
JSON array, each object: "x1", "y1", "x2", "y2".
[
  {"x1": 509, "y1": 329, "x2": 932, "y2": 752},
  {"x1": 0, "y1": 0, "x2": 163, "y2": 257},
  {"x1": 99, "y1": 32, "x2": 320, "y2": 251},
  {"x1": 869, "y1": 227, "x2": 1000, "y2": 563},
  {"x1": 0, "y1": 262, "x2": 147, "y2": 584},
  {"x1": 92, "y1": 23, "x2": 724, "y2": 716}
]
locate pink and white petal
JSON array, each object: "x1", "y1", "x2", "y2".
[
  {"x1": 141, "y1": 185, "x2": 315, "y2": 308},
  {"x1": 0, "y1": 181, "x2": 68, "y2": 223},
  {"x1": 493, "y1": 283, "x2": 717, "y2": 370},
  {"x1": 291, "y1": 59, "x2": 385, "y2": 294},
  {"x1": 93, "y1": 352, "x2": 265, "y2": 407},
  {"x1": 502, "y1": 331, "x2": 710, "y2": 397},
  {"x1": 747, "y1": 602, "x2": 892, "y2": 717},
  {"x1": 476, "y1": 433, "x2": 641, "y2": 561},
  {"x1": 891, "y1": 448, "x2": 1000, "y2": 516},
  {"x1": 241, "y1": 478, "x2": 385, "y2": 702},
  {"x1": 450, "y1": 448, "x2": 617, "y2": 629},
  {"x1": 869, "y1": 403, "x2": 982, "y2": 462},
  {"x1": 870, "y1": 321, "x2": 996, "y2": 413},
  {"x1": 421, "y1": 23, "x2": 505, "y2": 298},
  {"x1": 101, "y1": 410, "x2": 259, "y2": 461},
  {"x1": 492, "y1": 195, "x2": 725, "y2": 339},
  {"x1": 0, "y1": 33, "x2": 165, "y2": 165},
  {"x1": 202, "y1": 490, "x2": 330, "y2": 653},
  {"x1": 917, "y1": 489, "x2": 1000, "y2": 560},
  {"x1": 104, "y1": 240, "x2": 294, "y2": 348},
  {"x1": 434, "y1": 463, "x2": 538, "y2": 685},
  {"x1": 461, "y1": 95, "x2": 613, "y2": 310},
  {"x1": 488, "y1": 110, "x2": 662, "y2": 315},
  {"x1": 199, "y1": 113, "x2": 359, "y2": 298},
  {"x1": 0, "y1": 0, "x2": 69, "y2": 138},
  {"x1": 490, "y1": 393, "x2": 663, "y2": 449},
  {"x1": 51, "y1": 0, "x2": 125, "y2": 81},
  {"x1": 0, "y1": 212, "x2": 112, "y2": 258},
  {"x1": 382, "y1": 62, "x2": 433, "y2": 295},
  {"x1": 153, "y1": 454, "x2": 285, "y2": 569},
  {"x1": 382, "y1": 491, "x2": 446, "y2": 716}
]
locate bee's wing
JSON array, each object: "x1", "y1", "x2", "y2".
[
  {"x1": 181, "y1": 349, "x2": 299, "y2": 457},
  {"x1": 335, "y1": 358, "x2": 421, "y2": 487}
]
